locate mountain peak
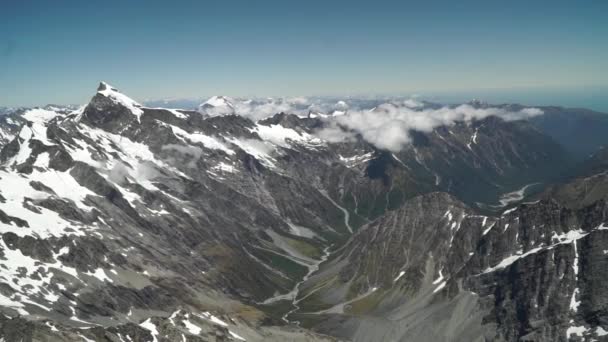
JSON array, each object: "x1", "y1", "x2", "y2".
[
  {"x1": 80, "y1": 82, "x2": 144, "y2": 131},
  {"x1": 198, "y1": 95, "x2": 236, "y2": 116},
  {"x1": 97, "y1": 81, "x2": 111, "y2": 92},
  {"x1": 95, "y1": 82, "x2": 142, "y2": 112},
  {"x1": 204, "y1": 95, "x2": 233, "y2": 107}
]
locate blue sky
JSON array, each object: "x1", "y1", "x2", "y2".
[{"x1": 0, "y1": 0, "x2": 606, "y2": 109}]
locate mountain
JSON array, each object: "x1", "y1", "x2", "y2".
[
  {"x1": 0, "y1": 108, "x2": 26, "y2": 145},
  {"x1": 0, "y1": 83, "x2": 607, "y2": 341},
  {"x1": 198, "y1": 96, "x2": 236, "y2": 116},
  {"x1": 527, "y1": 106, "x2": 608, "y2": 158},
  {"x1": 293, "y1": 182, "x2": 608, "y2": 341},
  {"x1": 466, "y1": 101, "x2": 608, "y2": 160}
]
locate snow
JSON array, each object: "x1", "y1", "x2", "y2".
[
  {"x1": 33, "y1": 152, "x2": 50, "y2": 167},
  {"x1": 204, "y1": 95, "x2": 233, "y2": 108},
  {"x1": 0, "y1": 168, "x2": 97, "y2": 238},
  {"x1": 570, "y1": 239, "x2": 581, "y2": 312},
  {"x1": 67, "y1": 123, "x2": 190, "y2": 195},
  {"x1": 169, "y1": 124, "x2": 234, "y2": 155},
  {"x1": 165, "y1": 108, "x2": 189, "y2": 119},
  {"x1": 78, "y1": 334, "x2": 95, "y2": 342},
  {"x1": 502, "y1": 207, "x2": 518, "y2": 216},
  {"x1": 570, "y1": 288, "x2": 581, "y2": 312},
  {"x1": 432, "y1": 269, "x2": 445, "y2": 285},
  {"x1": 209, "y1": 315, "x2": 229, "y2": 327},
  {"x1": 22, "y1": 108, "x2": 61, "y2": 123},
  {"x1": 229, "y1": 331, "x2": 246, "y2": 341},
  {"x1": 145, "y1": 107, "x2": 188, "y2": 119},
  {"x1": 139, "y1": 318, "x2": 159, "y2": 342},
  {"x1": 433, "y1": 281, "x2": 446, "y2": 293},
  {"x1": 212, "y1": 162, "x2": 238, "y2": 174},
  {"x1": 394, "y1": 271, "x2": 405, "y2": 282},
  {"x1": 483, "y1": 247, "x2": 542, "y2": 273},
  {"x1": 46, "y1": 322, "x2": 59, "y2": 332},
  {"x1": 199, "y1": 96, "x2": 235, "y2": 116},
  {"x1": 443, "y1": 210, "x2": 453, "y2": 221},
  {"x1": 85, "y1": 268, "x2": 113, "y2": 283},
  {"x1": 339, "y1": 152, "x2": 374, "y2": 167},
  {"x1": 183, "y1": 316, "x2": 202, "y2": 335},
  {"x1": 98, "y1": 82, "x2": 144, "y2": 122},
  {"x1": 196, "y1": 312, "x2": 228, "y2": 327},
  {"x1": 0, "y1": 292, "x2": 27, "y2": 315},
  {"x1": 566, "y1": 325, "x2": 588, "y2": 339},
  {"x1": 226, "y1": 137, "x2": 276, "y2": 168},
  {"x1": 551, "y1": 229, "x2": 588, "y2": 244},
  {"x1": 596, "y1": 327, "x2": 608, "y2": 336},
  {"x1": 484, "y1": 228, "x2": 593, "y2": 274},
  {"x1": 466, "y1": 128, "x2": 479, "y2": 150},
  {"x1": 10, "y1": 113, "x2": 59, "y2": 165},
  {"x1": 392, "y1": 153, "x2": 409, "y2": 169},
  {"x1": 0, "y1": 238, "x2": 80, "y2": 316},
  {"x1": 253, "y1": 123, "x2": 322, "y2": 148}
]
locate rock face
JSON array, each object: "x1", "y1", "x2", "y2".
[
  {"x1": 0, "y1": 83, "x2": 606, "y2": 341},
  {"x1": 294, "y1": 182, "x2": 608, "y2": 341}
]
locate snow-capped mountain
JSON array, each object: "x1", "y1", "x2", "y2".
[
  {"x1": 198, "y1": 95, "x2": 236, "y2": 116},
  {"x1": 1, "y1": 82, "x2": 608, "y2": 341}
]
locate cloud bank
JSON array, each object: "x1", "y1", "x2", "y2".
[
  {"x1": 196, "y1": 95, "x2": 544, "y2": 152},
  {"x1": 199, "y1": 96, "x2": 356, "y2": 121},
  {"x1": 315, "y1": 103, "x2": 543, "y2": 152}
]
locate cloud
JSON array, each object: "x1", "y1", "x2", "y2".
[
  {"x1": 234, "y1": 100, "x2": 295, "y2": 121},
  {"x1": 108, "y1": 160, "x2": 161, "y2": 185},
  {"x1": 161, "y1": 144, "x2": 203, "y2": 168},
  {"x1": 199, "y1": 96, "x2": 357, "y2": 121},
  {"x1": 108, "y1": 162, "x2": 130, "y2": 185},
  {"x1": 196, "y1": 95, "x2": 544, "y2": 153},
  {"x1": 314, "y1": 103, "x2": 544, "y2": 152}
]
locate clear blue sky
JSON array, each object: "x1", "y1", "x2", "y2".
[{"x1": 0, "y1": 0, "x2": 606, "y2": 108}]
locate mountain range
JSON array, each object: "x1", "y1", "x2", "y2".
[{"x1": 0, "y1": 82, "x2": 608, "y2": 341}]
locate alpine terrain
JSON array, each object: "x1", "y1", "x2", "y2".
[{"x1": 1, "y1": 82, "x2": 608, "y2": 342}]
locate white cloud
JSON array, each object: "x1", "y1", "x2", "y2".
[
  {"x1": 196, "y1": 95, "x2": 544, "y2": 153},
  {"x1": 315, "y1": 103, "x2": 544, "y2": 152}
]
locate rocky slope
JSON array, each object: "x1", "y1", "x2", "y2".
[{"x1": 293, "y1": 176, "x2": 608, "y2": 341}]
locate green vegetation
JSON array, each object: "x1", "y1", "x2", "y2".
[
  {"x1": 252, "y1": 248, "x2": 309, "y2": 280},
  {"x1": 346, "y1": 291, "x2": 384, "y2": 315},
  {"x1": 283, "y1": 235, "x2": 322, "y2": 259},
  {"x1": 387, "y1": 188, "x2": 405, "y2": 210},
  {"x1": 256, "y1": 299, "x2": 294, "y2": 321}
]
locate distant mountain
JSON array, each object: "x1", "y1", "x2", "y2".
[
  {"x1": 143, "y1": 98, "x2": 202, "y2": 111},
  {"x1": 466, "y1": 101, "x2": 608, "y2": 159},
  {"x1": 528, "y1": 106, "x2": 608, "y2": 158},
  {"x1": 0, "y1": 83, "x2": 607, "y2": 341},
  {"x1": 198, "y1": 95, "x2": 237, "y2": 116}
]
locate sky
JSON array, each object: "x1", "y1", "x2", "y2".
[{"x1": 0, "y1": 0, "x2": 607, "y2": 109}]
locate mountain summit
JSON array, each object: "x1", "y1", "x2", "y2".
[
  {"x1": 198, "y1": 95, "x2": 236, "y2": 116},
  {"x1": 81, "y1": 82, "x2": 144, "y2": 131}
]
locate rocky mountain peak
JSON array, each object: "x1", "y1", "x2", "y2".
[
  {"x1": 97, "y1": 81, "x2": 110, "y2": 92},
  {"x1": 80, "y1": 82, "x2": 144, "y2": 132}
]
